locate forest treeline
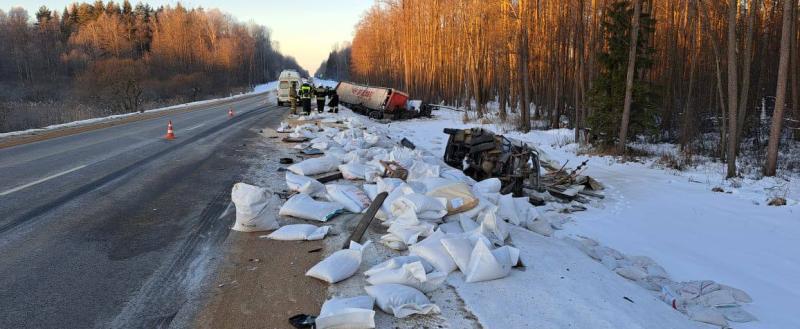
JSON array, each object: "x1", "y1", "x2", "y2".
[
  {"x1": 0, "y1": 1, "x2": 307, "y2": 133},
  {"x1": 315, "y1": 44, "x2": 351, "y2": 82},
  {"x1": 347, "y1": 0, "x2": 800, "y2": 177}
]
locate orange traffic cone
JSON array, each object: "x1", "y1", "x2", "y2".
[
  {"x1": 165, "y1": 120, "x2": 175, "y2": 140},
  {"x1": 228, "y1": 108, "x2": 235, "y2": 118}
]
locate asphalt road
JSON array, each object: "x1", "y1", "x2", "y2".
[{"x1": 0, "y1": 93, "x2": 286, "y2": 328}]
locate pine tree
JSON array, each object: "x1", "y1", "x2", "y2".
[{"x1": 587, "y1": 0, "x2": 657, "y2": 146}]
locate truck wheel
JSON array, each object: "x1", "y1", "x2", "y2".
[
  {"x1": 369, "y1": 111, "x2": 384, "y2": 120},
  {"x1": 277, "y1": 101, "x2": 283, "y2": 106}
]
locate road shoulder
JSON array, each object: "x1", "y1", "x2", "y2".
[{"x1": 192, "y1": 116, "x2": 333, "y2": 329}]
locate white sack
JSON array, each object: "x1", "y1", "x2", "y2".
[
  {"x1": 376, "y1": 177, "x2": 406, "y2": 193},
  {"x1": 408, "y1": 230, "x2": 458, "y2": 274},
  {"x1": 339, "y1": 162, "x2": 381, "y2": 181},
  {"x1": 326, "y1": 184, "x2": 371, "y2": 213},
  {"x1": 306, "y1": 241, "x2": 372, "y2": 283},
  {"x1": 288, "y1": 156, "x2": 341, "y2": 176},
  {"x1": 364, "y1": 255, "x2": 435, "y2": 276},
  {"x1": 478, "y1": 206, "x2": 509, "y2": 243},
  {"x1": 231, "y1": 183, "x2": 280, "y2": 232},
  {"x1": 390, "y1": 194, "x2": 448, "y2": 220},
  {"x1": 437, "y1": 221, "x2": 464, "y2": 234},
  {"x1": 615, "y1": 266, "x2": 648, "y2": 281},
  {"x1": 277, "y1": 121, "x2": 292, "y2": 132},
  {"x1": 407, "y1": 161, "x2": 440, "y2": 180},
  {"x1": 376, "y1": 183, "x2": 414, "y2": 221},
  {"x1": 265, "y1": 224, "x2": 330, "y2": 241},
  {"x1": 687, "y1": 305, "x2": 729, "y2": 327},
  {"x1": 459, "y1": 217, "x2": 481, "y2": 232},
  {"x1": 379, "y1": 233, "x2": 408, "y2": 251},
  {"x1": 472, "y1": 178, "x2": 502, "y2": 195},
  {"x1": 526, "y1": 217, "x2": 554, "y2": 236},
  {"x1": 365, "y1": 284, "x2": 441, "y2": 318},
  {"x1": 422, "y1": 178, "x2": 478, "y2": 215},
  {"x1": 366, "y1": 261, "x2": 447, "y2": 293},
  {"x1": 388, "y1": 147, "x2": 421, "y2": 168},
  {"x1": 441, "y1": 232, "x2": 492, "y2": 273},
  {"x1": 497, "y1": 194, "x2": 521, "y2": 225},
  {"x1": 444, "y1": 197, "x2": 490, "y2": 222},
  {"x1": 315, "y1": 295, "x2": 376, "y2": 329},
  {"x1": 279, "y1": 193, "x2": 344, "y2": 222},
  {"x1": 363, "y1": 184, "x2": 379, "y2": 201},
  {"x1": 464, "y1": 243, "x2": 520, "y2": 283},
  {"x1": 440, "y1": 167, "x2": 477, "y2": 186},
  {"x1": 386, "y1": 221, "x2": 436, "y2": 245},
  {"x1": 719, "y1": 306, "x2": 757, "y2": 323},
  {"x1": 285, "y1": 172, "x2": 325, "y2": 196}
]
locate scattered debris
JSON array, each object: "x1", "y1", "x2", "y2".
[
  {"x1": 712, "y1": 187, "x2": 725, "y2": 193},
  {"x1": 567, "y1": 236, "x2": 756, "y2": 327},
  {"x1": 282, "y1": 136, "x2": 309, "y2": 143},
  {"x1": 287, "y1": 314, "x2": 316, "y2": 329},
  {"x1": 443, "y1": 127, "x2": 541, "y2": 196},
  {"x1": 768, "y1": 197, "x2": 787, "y2": 206}
]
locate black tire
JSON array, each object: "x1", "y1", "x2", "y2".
[
  {"x1": 277, "y1": 101, "x2": 283, "y2": 106},
  {"x1": 368, "y1": 111, "x2": 384, "y2": 120}
]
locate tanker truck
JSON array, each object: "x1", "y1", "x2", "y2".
[{"x1": 335, "y1": 81, "x2": 431, "y2": 120}]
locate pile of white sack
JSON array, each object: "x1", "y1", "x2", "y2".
[
  {"x1": 253, "y1": 114, "x2": 757, "y2": 328},
  {"x1": 565, "y1": 236, "x2": 756, "y2": 327},
  {"x1": 271, "y1": 115, "x2": 571, "y2": 328}
]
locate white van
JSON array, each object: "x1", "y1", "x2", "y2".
[{"x1": 277, "y1": 70, "x2": 301, "y2": 106}]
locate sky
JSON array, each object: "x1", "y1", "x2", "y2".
[{"x1": 1, "y1": 0, "x2": 375, "y2": 74}]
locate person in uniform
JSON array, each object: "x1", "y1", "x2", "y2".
[
  {"x1": 289, "y1": 81, "x2": 298, "y2": 113},
  {"x1": 300, "y1": 82, "x2": 312, "y2": 115},
  {"x1": 315, "y1": 85, "x2": 327, "y2": 113},
  {"x1": 328, "y1": 88, "x2": 339, "y2": 114}
]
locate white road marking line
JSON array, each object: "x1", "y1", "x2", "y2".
[
  {"x1": 0, "y1": 164, "x2": 88, "y2": 196},
  {"x1": 185, "y1": 123, "x2": 205, "y2": 131}
]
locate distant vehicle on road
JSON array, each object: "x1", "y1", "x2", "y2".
[
  {"x1": 335, "y1": 81, "x2": 431, "y2": 120},
  {"x1": 277, "y1": 70, "x2": 301, "y2": 106}
]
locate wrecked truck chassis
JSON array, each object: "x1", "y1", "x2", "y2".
[
  {"x1": 443, "y1": 128, "x2": 542, "y2": 196},
  {"x1": 342, "y1": 101, "x2": 433, "y2": 121}
]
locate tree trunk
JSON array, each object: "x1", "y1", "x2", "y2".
[
  {"x1": 790, "y1": 0, "x2": 800, "y2": 141},
  {"x1": 765, "y1": 0, "x2": 794, "y2": 176},
  {"x1": 681, "y1": 4, "x2": 700, "y2": 150},
  {"x1": 736, "y1": 0, "x2": 759, "y2": 154},
  {"x1": 618, "y1": 0, "x2": 641, "y2": 155},
  {"x1": 518, "y1": 0, "x2": 531, "y2": 132},
  {"x1": 726, "y1": 0, "x2": 739, "y2": 178}
]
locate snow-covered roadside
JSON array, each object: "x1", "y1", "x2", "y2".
[
  {"x1": 312, "y1": 78, "x2": 339, "y2": 88},
  {"x1": 268, "y1": 108, "x2": 707, "y2": 328},
  {"x1": 0, "y1": 82, "x2": 276, "y2": 139},
  {"x1": 382, "y1": 108, "x2": 799, "y2": 329}
]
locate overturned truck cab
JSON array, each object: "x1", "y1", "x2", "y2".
[
  {"x1": 335, "y1": 81, "x2": 431, "y2": 120},
  {"x1": 443, "y1": 128, "x2": 541, "y2": 196}
]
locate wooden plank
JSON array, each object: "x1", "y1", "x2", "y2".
[{"x1": 342, "y1": 192, "x2": 388, "y2": 249}]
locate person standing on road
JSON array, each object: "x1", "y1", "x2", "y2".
[
  {"x1": 328, "y1": 88, "x2": 339, "y2": 114},
  {"x1": 289, "y1": 81, "x2": 298, "y2": 114},
  {"x1": 315, "y1": 85, "x2": 327, "y2": 113},
  {"x1": 300, "y1": 82, "x2": 312, "y2": 115}
]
